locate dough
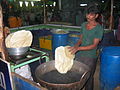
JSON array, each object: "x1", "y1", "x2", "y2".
[
  {"x1": 5, "y1": 30, "x2": 33, "y2": 48},
  {"x1": 55, "y1": 46, "x2": 75, "y2": 74}
]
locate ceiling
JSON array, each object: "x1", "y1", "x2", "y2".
[{"x1": 1, "y1": 0, "x2": 120, "y2": 12}]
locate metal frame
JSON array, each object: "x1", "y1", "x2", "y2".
[{"x1": 10, "y1": 48, "x2": 49, "y2": 72}]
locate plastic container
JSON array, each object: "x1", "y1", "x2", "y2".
[
  {"x1": 68, "y1": 33, "x2": 80, "y2": 46},
  {"x1": 52, "y1": 29, "x2": 69, "y2": 54},
  {"x1": 8, "y1": 16, "x2": 22, "y2": 28},
  {"x1": 39, "y1": 35, "x2": 52, "y2": 50},
  {"x1": 100, "y1": 46, "x2": 120, "y2": 90}
]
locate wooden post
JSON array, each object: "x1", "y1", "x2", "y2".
[
  {"x1": 109, "y1": 0, "x2": 113, "y2": 30},
  {"x1": 43, "y1": 1, "x2": 47, "y2": 24},
  {"x1": 58, "y1": 0, "x2": 61, "y2": 10},
  {"x1": 0, "y1": 4, "x2": 9, "y2": 61}
]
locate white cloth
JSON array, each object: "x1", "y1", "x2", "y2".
[{"x1": 15, "y1": 65, "x2": 33, "y2": 81}]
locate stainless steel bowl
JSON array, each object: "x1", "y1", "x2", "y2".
[
  {"x1": 7, "y1": 47, "x2": 30, "y2": 59},
  {"x1": 7, "y1": 46, "x2": 29, "y2": 55}
]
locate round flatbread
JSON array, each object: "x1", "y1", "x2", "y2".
[
  {"x1": 5, "y1": 30, "x2": 33, "y2": 48},
  {"x1": 55, "y1": 46, "x2": 75, "y2": 74}
]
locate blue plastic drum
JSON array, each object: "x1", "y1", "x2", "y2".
[
  {"x1": 100, "y1": 46, "x2": 120, "y2": 90},
  {"x1": 68, "y1": 33, "x2": 80, "y2": 46},
  {"x1": 52, "y1": 30, "x2": 69, "y2": 54}
]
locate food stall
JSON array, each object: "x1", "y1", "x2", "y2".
[
  {"x1": 0, "y1": 6, "x2": 92, "y2": 90},
  {"x1": 0, "y1": 2, "x2": 91, "y2": 90},
  {"x1": 0, "y1": 0, "x2": 119, "y2": 90}
]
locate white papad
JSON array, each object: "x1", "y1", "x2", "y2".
[
  {"x1": 5, "y1": 30, "x2": 33, "y2": 48},
  {"x1": 55, "y1": 46, "x2": 75, "y2": 74}
]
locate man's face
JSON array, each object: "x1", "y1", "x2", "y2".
[{"x1": 86, "y1": 13, "x2": 98, "y2": 22}]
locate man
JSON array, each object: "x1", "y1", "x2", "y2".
[{"x1": 68, "y1": 4, "x2": 103, "y2": 90}]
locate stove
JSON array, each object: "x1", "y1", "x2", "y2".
[{"x1": 10, "y1": 48, "x2": 49, "y2": 72}]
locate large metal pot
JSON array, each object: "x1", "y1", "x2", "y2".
[
  {"x1": 7, "y1": 46, "x2": 29, "y2": 59},
  {"x1": 35, "y1": 60, "x2": 90, "y2": 90}
]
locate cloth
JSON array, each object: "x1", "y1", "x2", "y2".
[
  {"x1": 78, "y1": 22, "x2": 103, "y2": 58},
  {"x1": 15, "y1": 65, "x2": 33, "y2": 81},
  {"x1": 75, "y1": 56, "x2": 97, "y2": 90}
]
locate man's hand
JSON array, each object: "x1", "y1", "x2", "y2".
[
  {"x1": 68, "y1": 46, "x2": 79, "y2": 54},
  {"x1": 68, "y1": 38, "x2": 101, "y2": 54}
]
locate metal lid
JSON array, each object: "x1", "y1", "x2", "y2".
[{"x1": 51, "y1": 29, "x2": 69, "y2": 34}]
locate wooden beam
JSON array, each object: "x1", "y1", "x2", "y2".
[
  {"x1": 43, "y1": 1, "x2": 47, "y2": 24},
  {"x1": 109, "y1": 0, "x2": 114, "y2": 30},
  {"x1": 0, "y1": 4, "x2": 9, "y2": 61}
]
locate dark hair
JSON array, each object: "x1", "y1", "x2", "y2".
[{"x1": 86, "y1": 3, "x2": 99, "y2": 14}]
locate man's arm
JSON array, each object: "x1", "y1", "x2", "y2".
[
  {"x1": 70, "y1": 38, "x2": 101, "y2": 54},
  {"x1": 74, "y1": 34, "x2": 82, "y2": 47},
  {"x1": 78, "y1": 38, "x2": 100, "y2": 51}
]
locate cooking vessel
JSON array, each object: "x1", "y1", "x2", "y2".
[
  {"x1": 35, "y1": 60, "x2": 90, "y2": 90},
  {"x1": 7, "y1": 46, "x2": 29, "y2": 60}
]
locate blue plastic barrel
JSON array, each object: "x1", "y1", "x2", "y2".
[
  {"x1": 100, "y1": 46, "x2": 120, "y2": 90},
  {"x1": 68, "y1": 33, "x2": 80, "y2": 46},
  {"x1": 52, "y1": 31, "x2": 69, "y2": 53}
]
